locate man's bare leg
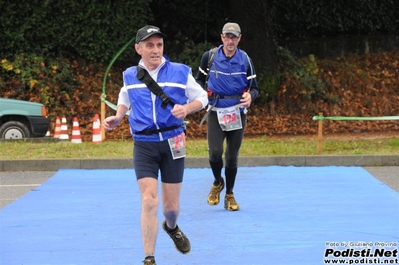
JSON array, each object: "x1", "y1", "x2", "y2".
[
  {"x1": 162, "y1": 182, "x2": 182, "y2": 228},
  {"x1": 138, "y1": 177, "x2": 159, "y2": 256}
]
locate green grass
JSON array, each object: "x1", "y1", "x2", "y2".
[{"x1": 1, "y1": 135, "x2": 398, "y2": 159}]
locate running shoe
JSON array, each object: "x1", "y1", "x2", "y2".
[
  {"x1": 143, "y1": 256, "x2": 156, "y2": 265},
  {"x1": 224, "y1": 193, "x2": 240, "y2": 211},
  {"x1": 207, "y1": 178, "x2": 225, "y2": 205},
  {"x1": 162, "y1": 220, "x2": 191, "y2": 254}
]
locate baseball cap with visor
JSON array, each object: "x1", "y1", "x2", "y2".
[
  {"x1": 135, "y1": 25, "x2": 166, "y2": 44},
  {"x1": 222, "y1": 22, "x2": 241, "y2": 37}
]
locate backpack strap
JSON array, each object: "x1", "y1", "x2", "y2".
[
  {"x1": 207, "y1": 47, "x2": 218, "y2": 72},
  {"x1": 136, "y1": 66, "x2": 175, "y2": 109},
  {"x1": 205, "y1": 47, "x2": 218, "y2": 85}
]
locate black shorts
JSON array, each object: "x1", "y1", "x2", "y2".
[{"x1": 133, "y1": 140, "x2": 185, "y2": 184}]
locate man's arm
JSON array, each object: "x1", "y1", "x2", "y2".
[
  {"x1": 246, "y1": 56, "x2": 259, "y2": 102},
  {"x1": 195, "y1": 51, "x2": 210, "y2": 89},
  {"x1": 103, "y1": 86, "x2": 130, "y2": 131},
  {"x1": 186, "y1": 74, "x2": 208, "y2": 109},
  {"x1": 171, "y1": 72, "x2": 208, "y2": 120}
]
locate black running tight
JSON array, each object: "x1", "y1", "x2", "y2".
[{"x1": 207, "y1": 111, "x2": 247, "y2": 168}]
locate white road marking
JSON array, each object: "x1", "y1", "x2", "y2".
[{"x1": 0, "y1": 184, "x2": 41, "y2": 187}]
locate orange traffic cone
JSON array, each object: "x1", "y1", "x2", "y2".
[
  {"x1": 59, "y1": 115, "x2": 69, "y2": 141},
  {"x1": 71, "y1": 117, "x2": 82, "y2": 144},
  {"x1": 53, "y1": 116, "x2": 61, "y2": 138},
  {"x1": 92, "y1": 114, "x2": 102, "y2": 144}
]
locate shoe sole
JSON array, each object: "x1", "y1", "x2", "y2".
[
  {"x1": 225, "y1": 205, "x2": 240, "y2": 211},
  {"x1": 207, "y1": 197, "x2": 220, "y2": 205}
]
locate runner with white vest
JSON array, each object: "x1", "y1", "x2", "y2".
[{"x1": 103, "y1": 25, "x2": 208, "y2": 265}]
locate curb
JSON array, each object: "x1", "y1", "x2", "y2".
[{"x1": 1, "y1": 155, "x2": 399, "y2": 171}]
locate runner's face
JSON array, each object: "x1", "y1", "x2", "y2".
[
  {"x1": 221, "y1": 33, "x2": 241, "y2": 55},
  {"x1": 135, "y1": 35, "x2": 164, "y2": 70}
]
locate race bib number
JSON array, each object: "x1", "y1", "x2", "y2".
[
  {"x1": 216, "y1": 105, "x2": 242, "y2": 131},
  {"x1": 168, "y1": 132, "x2": 186, "y2": 159}
]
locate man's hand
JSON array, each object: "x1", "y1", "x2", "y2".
[
  {"x1": 240, "y1": 92, "x2": 252, "y2": 108},
  {"x1": 171, "y1": 104, "x2": 188, "y2": 119},
  {"x1": 103, "y1": 116, "x2": 122, "y2": 131}
]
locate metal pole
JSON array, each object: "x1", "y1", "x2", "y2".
[
  {"x1": 101, "y1": 100, "x2": 105, "y2": 140},
  {"x1": 317, "y1": 112, "x2": 323, "y2": 155}
]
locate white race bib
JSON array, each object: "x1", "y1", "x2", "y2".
[
  {"x1": 168, "y1": 132, "x2": 186, "y2": 159},
  {"x1": 215, "y1": 105, "x2": 242, "y2": 131}
]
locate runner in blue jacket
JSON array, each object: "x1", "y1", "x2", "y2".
[{"x1": 196, "y1": 22, "x2": 259, "y2": 212}]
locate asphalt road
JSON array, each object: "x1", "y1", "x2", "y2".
[
  {"x1": 0, "y1": 167, "x2": 397, "y2": 209},
  {"x1": 0, "y1": 171, "x2": 57, "y2": 209}
]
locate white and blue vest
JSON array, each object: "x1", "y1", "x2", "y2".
[{"x1": 123, "y1": 59, "x2": 190, "y2": 142}]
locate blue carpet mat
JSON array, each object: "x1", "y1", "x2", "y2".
[{"x1": 1, "y1": 166, "x2": 398, "y2": 265}]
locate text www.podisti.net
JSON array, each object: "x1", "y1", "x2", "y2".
[{"x1": 324, "y1": 241, "x2": 398, "y2": 264}]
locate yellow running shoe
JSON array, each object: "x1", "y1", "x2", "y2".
[
  {"x1": 207, "y1": 178, "x2": 225, "y2": 205},
  {"x1": 224, "y1": 193, "x2": 240, "y2": 211}
]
